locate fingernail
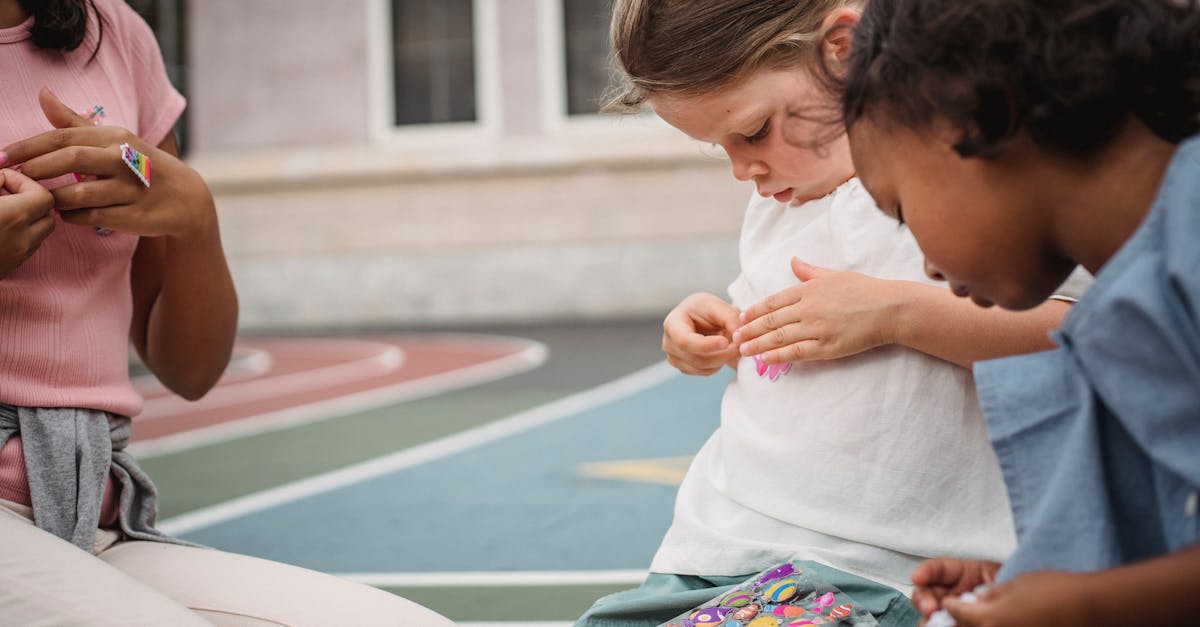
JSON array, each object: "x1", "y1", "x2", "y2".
[
  {"x1": 732, "y1": 331, "x2": 742, "y2": 343},
  {"x1": 739, "y1": 344, "x2": 751, "y2": 356},
  {"x1": 0, "y1": 152, "x2": 7, "y2": 166}
]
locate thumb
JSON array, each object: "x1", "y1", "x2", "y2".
[
  {"x1": 791, "y1": 257, "x2": 825, "y2": 282},
  {"x1": 942, "y1": 597, "x2": 986, "y2": 627},
  {"x1": 38, "y1": 87, "x2": 92, "y2": 130}
]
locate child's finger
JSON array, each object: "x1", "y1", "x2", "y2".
[
  {"x1": 1, "y1": 125, "x2": 120, "y2": 168},
  {"x1": 735, "y1": 303, "x2": 806, "y2": 350},
  {"x1": 789, "y1": 257, "x2": 831, "y2": 282},
  {"x1": 18, "y1": 145, "x2": 124, "y2": 182},
  {"x1": 755, "y1": 340, "x2": 821, "y2": 365},
  {"x1": 1, "y1": 167, "x2": 46, "y2": 193},
  {"x1": 687, "y1": 296, "x2": 741, "y2": 331},
  {"x1": 683, "y1": 332, "x2": 731, "y2": 354},
  {"x1": 664, "y1": 349, "x2": 730, "y2": 376},
  {"x1": 911, "y1": 558, "x2": 970, "y2": 589},
  {"x1": 38, "y1": 86, "x2": 94, "y2": 130},
  {"x1": 942, "y1": 596, "x2": 987, "y2": 627},
  {"x1": 51, "y1": 178, "x2": 137, "y2": 212},
  {"x1": 912, "y1": 585, "x2": 950, "y2": 616},
  {"x1": 739, "y1": 284, "x2": 804, "y2": 325}
]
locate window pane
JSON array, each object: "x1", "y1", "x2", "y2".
[
  {"x1": 563, "y1": 0, "x2": 618, "y2": 116},
  {"x1": 392, "y1": 0, "x2": 477, "y2": 126}
]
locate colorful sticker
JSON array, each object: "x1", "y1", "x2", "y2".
[
  {"x1": 753, "y1": 355, "x2": 791, "y2": 382},
  {"x1": 657, "y1": 562, "x2": 878, "y2": 627},
  {"x1": 119, "y1": 143, "x2": 150, "y2": 187},
  {"x1": 80, "y1": 104, "x2": 106, "y2": 125}
]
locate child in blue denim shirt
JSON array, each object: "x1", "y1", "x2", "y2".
[{"x1": 837, "y1": 0, "x2": 1200, "y2": 625}]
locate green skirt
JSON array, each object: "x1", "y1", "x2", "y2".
[{"x1": 574, "y1": 561, "x2": 920, "y2": 627}]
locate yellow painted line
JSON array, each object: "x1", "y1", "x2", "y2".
[{"x1": 577, "y1": 456, "x2": 694, "y2": 486}]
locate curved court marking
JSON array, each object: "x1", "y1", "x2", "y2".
[
  {"x1": 131, "y1": 334, "x2": 548, "y2": 459},
  {"x1": 340, "y1": 570, "x2": 648, "y2": 587},
  {"x1": 132, "y1": 346, "x2": 276, "y2": 392},
  {"x1": 139, "y1": 339, "x2": 406, "y2": 418},
  {"x1": 158, "y1": 361, "x2": 678, "y2": 537}
]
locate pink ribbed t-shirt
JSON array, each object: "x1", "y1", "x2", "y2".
[{"x1": 0, "y1": 0, "x2": 186, "y2": 419}]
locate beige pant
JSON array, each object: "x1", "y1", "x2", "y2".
[{"x1": 0, "y1": 500, "x2": 454, "y2": 626}]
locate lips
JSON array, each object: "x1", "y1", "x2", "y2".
[{"x1": 759, "y1": 188, "x2": 793, "y2": 203}]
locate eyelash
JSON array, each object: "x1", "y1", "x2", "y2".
[{"x1": 745, "y1": 121, "x2": 770, "y2": 145}]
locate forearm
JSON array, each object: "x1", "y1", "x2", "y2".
[
  {"x1": 1077, "y1": 544, "x2": 1200, "y2": 626},
  {"x1": 888, "y1": 281, "x2": 1069, "y2": 368},
  {"x1": 135, "y1": 205, "x2": 238, "y2": 399}
]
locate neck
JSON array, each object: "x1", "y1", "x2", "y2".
[
  {"x1": 0, "y1": 0, "x2": 26, "y2": 29},
  {"x1": 1043, "y1": 121, "x2": 1177, "y2": 275}
]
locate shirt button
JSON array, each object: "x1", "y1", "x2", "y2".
[{"x1": 1187, "y1": 491, "x2": 1198, "y2": 517}]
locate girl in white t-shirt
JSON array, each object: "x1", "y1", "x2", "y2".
[{"x1": 576, "y1": 1, "x2": 1085, "y2": 626}]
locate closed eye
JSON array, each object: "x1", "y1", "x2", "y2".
[{"x1": 745, "y1": 120, "x2": 770, "y2": 145}]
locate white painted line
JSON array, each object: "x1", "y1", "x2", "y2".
[
  {"x1": 157, "y1": 361, "x2": 677, "y2": 536},
  {"x1": 135, "y1": 346, "x2": 274, "y2": 396},
  {"x1": 337, "y1": 570, "x2": 647, "y2": 587},
  {"x1": 131, "y1": 337, "x2": 548, "y2": 459},
  {"x1": 138, "y1": 339, "x2": 405, "y2": 420},
  {"x1": 458, "y1": 623, "x2": 572, "y2": 627}
]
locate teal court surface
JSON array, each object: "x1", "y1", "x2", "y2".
[{"x1": 133, "y1": 319, "x2": 732, "y2": 625}]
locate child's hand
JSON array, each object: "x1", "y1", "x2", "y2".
[
  {"x1": 662, "y1": 292, "x2": 741, "y2": 376},
  {"x1": 0, "y1": 168, "x2": 56, "y2": 277},
  {"x1": 910, "y1": 558, "x2": 1000, "y2": 617},
  {"x1": 934, "y1": 571, "x2": 1092, "y2": 627},
  {"x1": 1, "y1": 87, "x2": 214, "y2": 240},
  {"x1": 734, "y1": 258, "x2": 904, "y2": 364}
]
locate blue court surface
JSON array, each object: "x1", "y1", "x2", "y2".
[{"x1": 142, "y1": 319, "x2": 733, "y2": 624}]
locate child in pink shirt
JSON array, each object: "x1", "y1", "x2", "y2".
[{"x1": 0, "y1": 0, "x2": 451, "y2": 623}]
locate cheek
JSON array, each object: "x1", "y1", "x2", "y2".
[{"x1": 904, "y1": 209, "x2": 987, "y2": 280}]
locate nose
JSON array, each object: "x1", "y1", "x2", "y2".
[
  {"x1": 924, "y1": 258, "x2": 945, "y2": 281},
  {"x1": 727, "y1": 148, "x2": 768, "y2": 182}
]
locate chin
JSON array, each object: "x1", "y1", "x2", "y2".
[{"x1": 993, "y1": 286, "x2": 1058, "y2": 311}]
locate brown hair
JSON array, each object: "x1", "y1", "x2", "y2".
[
  {"x1": 608, "y1": 0, "x2": 857, "y2": 110},
  {"x1": 19, "y1": 0, "x2": 105, "y2": 61}
]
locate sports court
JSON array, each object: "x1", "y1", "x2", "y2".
[{"x1": 135, "y1": 319, "x2": 732, "y2": 624}]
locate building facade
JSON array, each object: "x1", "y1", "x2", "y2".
[{"x1": 179, "y1": 0, "x2": 747, "y2": 330}]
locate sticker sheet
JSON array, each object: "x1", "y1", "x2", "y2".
[{"x1": 659, "y1": 562, "x2": 880, "y2": 627}]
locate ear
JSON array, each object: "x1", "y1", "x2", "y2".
[{"x1": 820, "y1": 7, "x2": 860, "y2": 63}]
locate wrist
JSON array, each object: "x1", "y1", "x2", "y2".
[
  {"x1": 878, "y1": 280, "x2": 915, "y2": 347},
  {"x1": 166, "y1": 173, "x2": 219, "y2": 243}
]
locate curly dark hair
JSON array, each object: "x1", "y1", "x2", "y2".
[
  {"x1": 840, "y1": 0, "x2": 1200, "y2": 157},
  {"x1": 18, "y1": 0, "x2": 104, "y2": 59}
]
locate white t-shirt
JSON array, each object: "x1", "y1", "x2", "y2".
[{"x1": 650, "y1": 180, "x2": 1017, "y2": 595}]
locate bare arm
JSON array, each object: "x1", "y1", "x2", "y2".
[
  {"x1": 885, "y1": 280, "x2": 1068, "y2": 368},
  {"x1": 130, "y1": 132, "x2": 237, "y2": 399},
  {"x1": 736, "y1": 259, "x2": 1068, "y2": 369}
]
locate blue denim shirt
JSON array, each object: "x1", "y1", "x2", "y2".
[{"x1": 974, "y1": 136, "x2": 1200, "y2": 581}]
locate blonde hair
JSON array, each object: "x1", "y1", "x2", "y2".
[{"x1": 608, "y1": 0, "x2": 857, "y2": 110}]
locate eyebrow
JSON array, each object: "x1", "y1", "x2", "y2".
[{"x1": 728, "y1": 109, "x2": 767, "y2": 137}]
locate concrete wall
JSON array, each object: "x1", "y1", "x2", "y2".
[
  {"x1": 188, "y1": 0, "x2": 371, "y2": 150},
  {"x1": 185, "y1": 0, "x2": 747, "y2": 331}
]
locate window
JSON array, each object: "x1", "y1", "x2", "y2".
[
  {"x1": 127, "y1": 0, "x2": 189, "y2": 151},
  {"x1": 562, "y1": 0, "x2": 618, "y2": 116},
  {"x1": 390, "y1": 0, "x2": 477, "y2": 126}
]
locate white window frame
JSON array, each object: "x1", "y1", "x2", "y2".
[
  {"x1": 536, "y1": 0, "x2": 668, "y2": 136},
  {"x1": 366, "y1": 0, "x2": 502, "y2": 145}
]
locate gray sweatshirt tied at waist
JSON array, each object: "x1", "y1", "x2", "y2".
[{"x1": 0, "y1": 403, "x2": 187, "y2": 552}]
